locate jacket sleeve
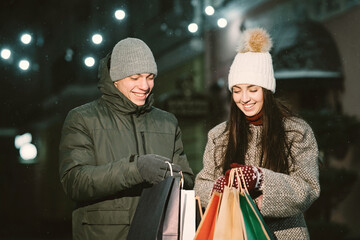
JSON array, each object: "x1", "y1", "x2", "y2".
[
  {"x1": 259, "y1": 119, "x2": 320, "y2": 218},
  {"x1": 59, "y1": 110, "x2": 144, "y2": 202},
  {"x1": 194, "y1": 129, "x2": 222, "y2": 208},
  {"x1": 172, "y1": 125, "x2": 195, "y2": 190}
]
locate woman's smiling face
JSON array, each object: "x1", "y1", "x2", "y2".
[{"x1": 232, "y1": 84, "x2": 264, "y2": 117}]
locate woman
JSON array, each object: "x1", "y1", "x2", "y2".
[{"x1": 194, "y1": 28, "x2": 320, "y2": 239}]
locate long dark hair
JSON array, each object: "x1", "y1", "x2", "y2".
[{"x1": 222, "y1": 89, "x2": 294, "y2": 174}]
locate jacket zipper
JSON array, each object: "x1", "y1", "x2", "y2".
[
  {"x1": 131, "y1": 115, "x2": 140, "y2": 155},
  {"x1": 141, "y1": 132, "x2": 146, "y2": 154}
]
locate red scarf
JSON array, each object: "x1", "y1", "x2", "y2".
[{"x1": 246, "y1": 110, "x2": 263, "y2": 126}]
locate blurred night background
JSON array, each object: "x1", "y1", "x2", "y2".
[{"x1": 1, "y1": 0, "x2": 360, "y2": 239}]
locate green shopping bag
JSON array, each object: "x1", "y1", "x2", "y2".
[{"x1": 236, "y1": 168, "x2": 274, "y2": 240}]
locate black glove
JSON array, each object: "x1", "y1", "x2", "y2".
[{"x1": 136, "y1": 154, "x2": 181, "y2": 185}]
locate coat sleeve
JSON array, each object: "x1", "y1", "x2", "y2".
[
  {"x1": 172, "y1": 125, "x2": 195, "y2": 190},
  {"x1": 59, "y1": 110, "x2": 144, "y2": 202},
  {"x1": 259, "y1": 119, "x2": 320, "y2": 218},
  {"x1": 194, "y1": 127, "x2": 223, "y2": 208}
]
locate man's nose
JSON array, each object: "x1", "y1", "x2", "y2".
[{"x1": 138, "y1": 77, "x2": 149, "y2": 90}]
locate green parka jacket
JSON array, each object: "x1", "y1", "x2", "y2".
[{"x1": 59, "y1": 54, "x2": 194, "y2": 240}]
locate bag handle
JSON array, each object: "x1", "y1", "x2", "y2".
[
  {"x1": 165, "y1": 161, "x2": 173, "y2": 176},
  {"x1": 166, "y1": 161, "x2": 184, "y2": 189},
  {"x1": 180, "y1": 171, "x2": 185, "y2": 189},
  {"x1": 227, "y1": 167, "x2": 236, "y2": 188},
  {"x1": 232, "y1": 168, "x2": 248, "y2": 194}
]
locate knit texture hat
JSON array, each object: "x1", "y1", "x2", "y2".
[
  {"x1": 110, "y1": 38, "x2": 157, "y2": 81},
  {"x1": 228, "y1": 28, "x2": 276, "y2": 93}
]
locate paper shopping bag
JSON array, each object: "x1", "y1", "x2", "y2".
[
  {"x1": 236, "y1": 168, "x2": 274, "y2": 240},
  {"x1": 162, "y1": 177, "x2": 181, "y2": 240},
  {"x1": 213, "y1": 169, "x2": 243, "y2": 239},
  {"x1": 127, "y1": 176, "x2": 176, "y2": 240},
  {"x1": 239, "y1": 189, "x2": 273, "y2": 240},
  {"x1": 193, "y1": 191, "x2": 221, "y2": 240},
  {"x1": 180, "y1": 189, "x2": 196, "y2": 240},
  {"x1": 195, "y1": 196, "x2": 203, "y2": 230}
]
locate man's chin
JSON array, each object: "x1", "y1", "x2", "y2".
[{"x1": 132, "y1": 100, "x2": 146, "y2": 106}]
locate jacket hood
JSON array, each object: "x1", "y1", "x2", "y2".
[{"x1": 97, "y1": 53, "x2": 154, "y2": 115}]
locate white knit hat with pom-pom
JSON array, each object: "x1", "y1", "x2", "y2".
[{"x1": 228, "y1": 28, "x2": 276, "y2": 93}]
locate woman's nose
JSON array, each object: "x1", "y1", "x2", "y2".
[{"x1": 241, "y1": 92, "x2": 250, "y2": 103}]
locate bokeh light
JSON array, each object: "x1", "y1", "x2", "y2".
[
  {"x1": 14, "y1": 132, "x2": 32, "y2": 149},
  {"x1": 1, "y1": 48, "x2": 11, "y2": 60},
  {"x1": 19, "y1": 143, "x2": 37, "y2": 160},
  {"x1": 92, "y1": 33, "x2": 103, "y2": 44},
  {"x1": 114, "y1": 9, "x2": 126, "y2": 20},
  {"x1": 84, "y1": 56, "x2": 95, "y2": 67},
  {"x1": 217, "y1": 18, "x2": 228, "y2": 28},
  {"x1": 205, "y1": 6, "x2": 215, "y2": 16},
  {"x1": 188, "y1": 23, "x2": 198, "y2": 33},
  {"x1": 20, "y1": 33, "x2": 32, "y2": 44},
  {"x1": 18, "y1": 59, "x2": 30, "y2": 71}
]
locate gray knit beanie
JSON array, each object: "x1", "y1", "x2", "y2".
[{"x1": 109, "y1": 38, "x2": 157, "y2": 81}]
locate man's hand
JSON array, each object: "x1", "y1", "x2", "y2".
[{"x1": 136, "y1": 154, "x2": 181, "y2": 185}]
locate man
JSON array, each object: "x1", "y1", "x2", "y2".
[{"x1": 59, "y1": 38, "x2": 194, "y2": 239}]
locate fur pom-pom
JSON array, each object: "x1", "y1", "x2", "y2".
[{"x1": 238, "y1": 28, "x2": 272, "y2": 53}]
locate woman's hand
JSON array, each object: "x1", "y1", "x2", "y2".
[
  {"x1": 212, "y1": 163, "x2": 263, "y2": 194},
  {"x1": 225, "y1": 163, "x2": 263, "y2": 191}
]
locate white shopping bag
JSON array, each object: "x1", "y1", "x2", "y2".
[{"x1": 180, "y1": 179, "x2": 196, "y2": 240}]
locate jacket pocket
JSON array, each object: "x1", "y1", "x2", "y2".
[{"x1": 82, "y1": 210, "x2": 130, "y2": 225}]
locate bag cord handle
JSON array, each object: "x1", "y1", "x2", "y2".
[
  {"x1": 165, "y1": 161, "x2": 173, "y2": 176},
  {"x1": 227, "y1": 167, "x2": 236, "y2": 188},
  {"x1": 233, "y1": 168, "x2": 249, "y2": 194}
]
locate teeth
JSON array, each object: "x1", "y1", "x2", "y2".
[
  {"x1": 134, "y1": 93, "x2": 145, "y2": 97},
  {"x1": 244, "y1": 104, "x2": 254, "y2": 109}
]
